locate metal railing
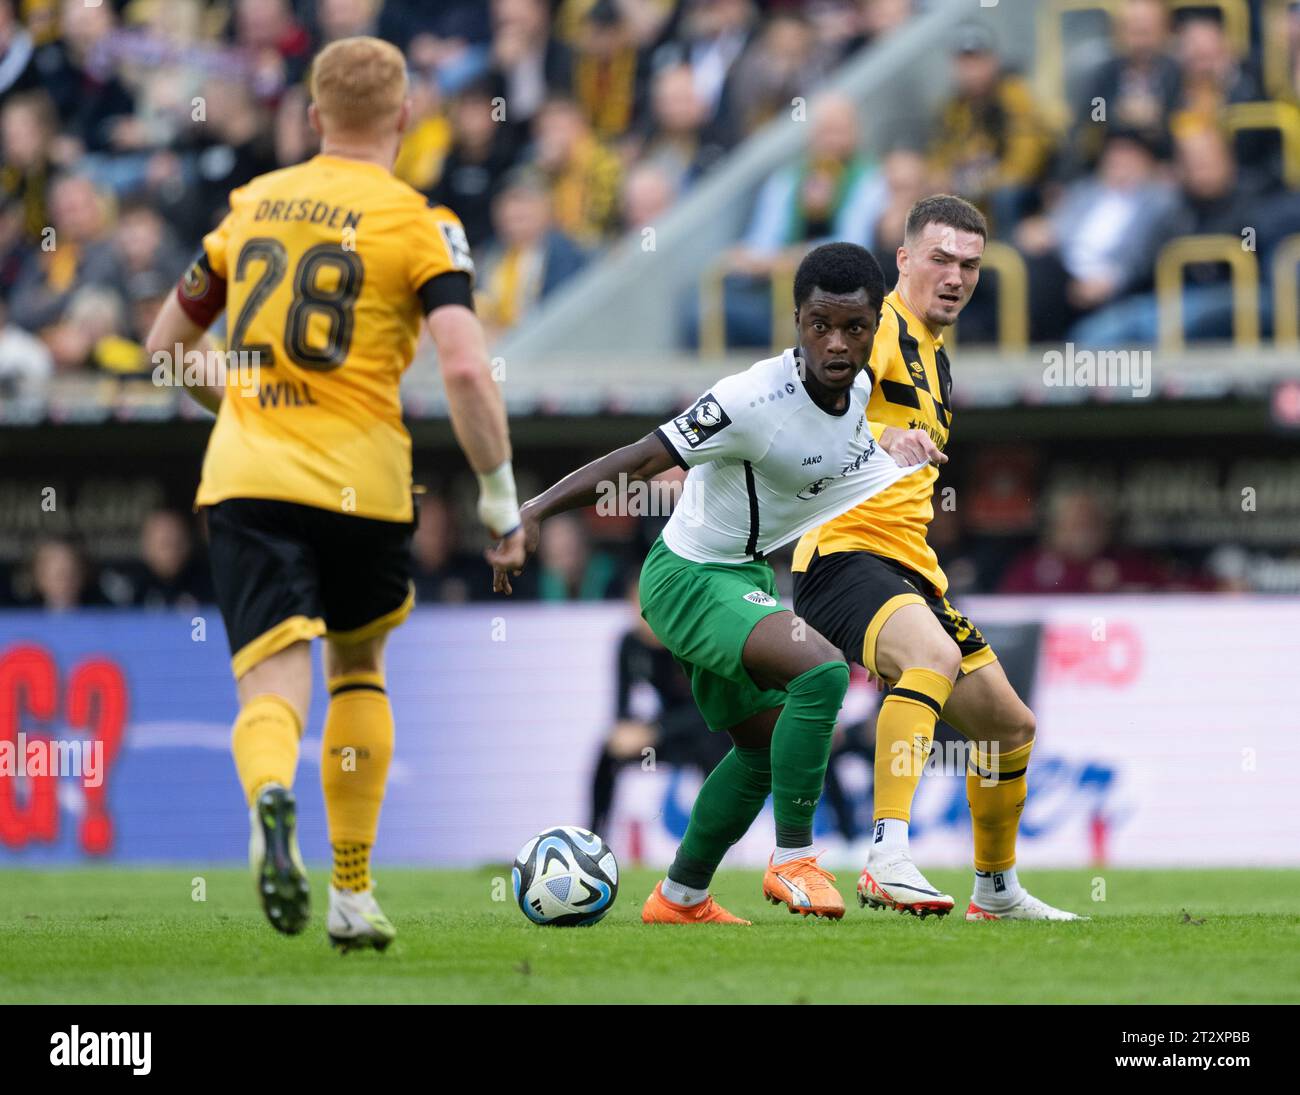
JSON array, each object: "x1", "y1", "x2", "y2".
[
  {"x1": 1155, "y1": 234, "x2": 1260, "y2": 350},
  {"x1": 1271, "y1": 233, "x2": 1300, "y2": 346}
]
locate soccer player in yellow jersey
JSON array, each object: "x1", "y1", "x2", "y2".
[
  {"x1": 146, "y1": 37, "x2": 526, "y2": 947},
  {"x1": 792, "y1": 196, "x2": 1081, "y2": 921}
]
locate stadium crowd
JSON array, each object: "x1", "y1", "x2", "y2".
[
  {"x1": 4, "y1": 0, "x2": 1300, "y2": 385},
  {"x1": 2, "y1": 0, "x2": 1298, "y2": 602}
]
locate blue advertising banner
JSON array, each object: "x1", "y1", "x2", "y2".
[{"x1": 3, "y1": 597, "x2": 1298, "y2": 867}]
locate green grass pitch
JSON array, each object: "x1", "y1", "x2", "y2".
[{"x1": 1, "y1": 867, "x2": 1297, "y2": 1003}]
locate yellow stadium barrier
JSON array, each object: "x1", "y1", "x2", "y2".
[
  {"x1": 978, "y1": 240, "x2": 1030, "y2": 352},
  {"x1": 1155, "y1": 234, "x2": 1260, "y2": 350},
  {"x1": 1262, "y1": 0, "x2": 1295, "y2": 103},
  {"x1": 1224, "y1": 101, "x2": 1300, "y2": 189},
  {"x1": 698, "y1": 261, "x2": 798, "y2": 357},
  {"x1": 699, "y1": 260, "x2": 728, "y2": 357},
  {"x1": 1271, "y1": 234, "x2": 1300, "y2": 346},
  {"x1": 769, "y1": 265, "x2": 796, "y2": 355},
  {"x1": 1035, "y1": 0, "x2": 1120, "y2": 131}
]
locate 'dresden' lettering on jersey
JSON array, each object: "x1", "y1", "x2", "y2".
[
  {"x1": 791, "y1": 289, "x2": 953, "y2": 595},
  {"x1": 252, "y1": 199, "x2": 363, "y2": 230},
  {"x1": 182, "y1": 154, "x2": 474, "y2": 523}
]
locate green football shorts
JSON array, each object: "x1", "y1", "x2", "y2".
[{"x1": 638, "y1": 536, "x2": 790, "y2": 732}]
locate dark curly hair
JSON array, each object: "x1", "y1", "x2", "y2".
[{"x1": 793, "y1": 242, "x2": 886, "y2": 313}]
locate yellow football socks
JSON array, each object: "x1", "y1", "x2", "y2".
[
  {"x1": 321, "y1": 670, "x2": 394, "y2": 892},
  {"x1": 874, "y1": 667, "x2": 954, "y2": 823},
  {"x1": 967, "y1": 738, "x2": 1033, "y2": 872},
  {"x1": 231, "y1": 694, "x2": 302, "y2": 806}
]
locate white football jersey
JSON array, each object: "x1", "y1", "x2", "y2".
[{"x1": 655, "y1": 349, "x2": 926, "y2": 565}]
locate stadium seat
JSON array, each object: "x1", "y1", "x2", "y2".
[
  {"x1": 1271, "y1": 234, "x2": 1300, "y2": 346},
  {"x1": 1223, "y1": 101, "x2": 1300, "y2": 189},
  {"x1": 1261, "y1": 0, "x2": 1296, "y2": 102},
  {"x1": 974, "y1": 241, "x2": 1029, "y2": 352},
  {"x1": 1154, "y1": 234, "x2": 1260, "y2": 350}
]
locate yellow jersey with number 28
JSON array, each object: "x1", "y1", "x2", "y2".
[{"x1": 182, "y1": 153, "x2": 475, "y2": 523}]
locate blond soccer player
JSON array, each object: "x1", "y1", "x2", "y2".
[{"x1": 147, "y1": 37, "x2": 526, "y2": 949}]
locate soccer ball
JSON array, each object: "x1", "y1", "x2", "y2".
[{"x1": 512, "y1": 826, "x2": 619, "y2": 926}]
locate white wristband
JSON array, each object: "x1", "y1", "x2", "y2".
[{"x1": 476, "y1": 460, "x2": 521, "y2": 537}]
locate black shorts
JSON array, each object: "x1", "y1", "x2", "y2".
[
  {"x1": 792, "y1": 549, "x2": 996, "y2": 678},
  {"x1": 206, "y1": 498, "x2": 415, "y2": 678}
]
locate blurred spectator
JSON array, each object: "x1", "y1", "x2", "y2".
[
  {"x1": 233, "y1": 0, "x2": 313, "y2": 105},
  {"x1": 113, "y1": 198, "x2": 186, "y2": 286},
  {"x1": 35, "y1": 0, "x2": 135, "y2": 157},
  {"x1": 0, "y1": 89, "x2": 56, "y2": 242},
  {"x1": 588, "y1": 577, "x2": 727, "y2": 835},
  {"x1": 23, "y1": 536, "x2": 105, "y2": 611},
  {"x1": 655, "y1": 0, "x2": 756, "y2": 139},
  {"x1": 392, "y1": 74, "x2": 451, "y2": 192},
  {"x1": 168, "y1": 79, "x2": 278, "y2": 241},
  {"x1": 1067, "y1": 0, "x2": 1181, "y2": 177},
  {"x1": 410, "y1": 494, "x2": 497, "y2": 603},
  {"x1": 537, "y1": 512, "x2": 623, "y2": 600},
  {"x1": 489, "y1": 0, "x2": 574, "y2": 145},
  {"x1": 318, "y1": 0, "x2": 381, "y2": 45},
  {"x1": 620, "y1": 160, "x2": 678, "y2": 232},
  {"x1": 840, "y1": 0, "x2": 915, "y2": 57},
  {"x1": 1016, "y1": 128, "x2": 1178, "y2": 342},
  {"x1": 109, "y1": 509, "x2": 211, "y2": 609},
  {"x1": 714, "y1": 9, "x2": 823, "y2": 146},
  {"x1": 571, "y1": 0, "x2": 648, "y2": 145},
  {"x1": 44, "y1": 284, "x2": 127, "y2": 373},
  {"x1": 685, "y1": 91, "x2": 886, "y2": 347},
  {"x1": 929, "y1": 23, "x2": 1053, "y2": 234},
  {"x1": 0, "y1": 0, "x2": 39, "y2": 109},
  {"x1": 869, "y1": 146, "x2": 931, "y2": 287},
  {"x1": 477, "y1": 167, "x2": 588, "y2": 338},
  {"x1": 380, "y1": 0, "x2": 491, "y2": 57},
  {"x1": 998, "y1": 487, "x2": 1173, "y2": 594},
  {"x1": 0, "y1": 191, "x2": 28, "y2": 293},
  {"x1": 0, "y1": 294, "x2": 52, "y2": 399},
  {"x1": 1175, "y1": 12, "x2": 1259, "y2": 121},
  {"x1": 9, "y1": 173, "x2": 119, "y2": 334},
  {"x1": 429, "y1": 80, "x2": 521, "y2": 248},
  {"x1": 632, "y1": 62, "x2": 724, "y2": 194},
  {"x1": 531, "y1": 96, "x2": 622, "y2": 246},
  {"x1": 1070, "y1": 123, "x2": 1263, "y2": 345}
]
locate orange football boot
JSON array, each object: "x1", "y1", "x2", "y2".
[
  {"x1": 762, "y1": 853, "x2": 845, "y2": 919},
  {"x1": 641, "y1": 882, "x2": 751, "y2": 925}
]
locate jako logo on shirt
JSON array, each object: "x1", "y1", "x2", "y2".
[{"x1": 744, "y1": 591, "x2": 776, "y2": 606}]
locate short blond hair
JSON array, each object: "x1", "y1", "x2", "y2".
[{"x1": 310, "y1": 36, "x2": 408, "y2": 134}]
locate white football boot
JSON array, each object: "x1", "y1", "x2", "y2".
[
  {"x1": 328, "y1": 885, "x2": 397, "y2": 952},
  {"x1": 966, "y1": 891, "x2": 1089, "y2": 921},
  {"x1": 857, "y1": 851, "x2": 955, "y2": 918}
]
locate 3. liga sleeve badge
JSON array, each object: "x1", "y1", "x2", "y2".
[{"x1": 673, "y1": 392, "x2": 732, "y2": 448}]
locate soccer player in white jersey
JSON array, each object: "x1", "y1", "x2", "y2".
[{"x1": 488, "y1": 244, "x2": 942, "y2": 923}]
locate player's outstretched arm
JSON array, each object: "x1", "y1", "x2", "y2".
[
  {"x1": 145, "y1": 293, "x2": 224, "y2": 415},
  {"x1": 489, "y1": 432, "x2": 676, "y2": 595}
]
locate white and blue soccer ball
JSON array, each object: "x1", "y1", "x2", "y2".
[{"x1": 512, "y1": 826, "x2": 619, "y2": 926}]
